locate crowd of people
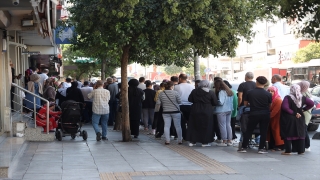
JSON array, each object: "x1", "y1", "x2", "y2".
[{"x1": 18, "y1": 66, "x2": 315, "y2": 155}]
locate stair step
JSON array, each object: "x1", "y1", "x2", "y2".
[
  {"x1": 24, "y1": 127, "x2": 55, "y2": 141},
  {"x1": 0, "y1": 135, "x2": 26, "y2": 178}
]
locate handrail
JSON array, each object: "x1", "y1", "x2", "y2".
[{"x1": 11, "y1": 83, "x2": 50, "y2": 134}]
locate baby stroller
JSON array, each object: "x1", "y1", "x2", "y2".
[{"x1": 55, "y1": 100, "x2": 88, "y2": 141}]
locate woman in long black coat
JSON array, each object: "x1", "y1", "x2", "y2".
[
  {"x1": 128, "y1": 79, "x2": 145, "y2": 138},
  {"x1": 187, "y1": 80, "x2": 218, "y2": 147}
]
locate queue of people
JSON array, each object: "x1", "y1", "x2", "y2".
[{"x1": 18, "y1": 67, "x2": 315, "y2": 155}]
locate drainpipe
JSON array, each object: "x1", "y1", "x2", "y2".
[
  {"x1": 46, "y1": 0, "x2": 54, "y2": 46},
  {"x1": 30, "y1": 0, "x2": 44, "y2": 36}
]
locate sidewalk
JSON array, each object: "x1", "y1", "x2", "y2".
[{"x1": 2, "y1": 125, "x2": 320, "y2": 180}]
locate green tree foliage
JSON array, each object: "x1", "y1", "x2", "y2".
[
  {"x1": 164, "y1": 65, "x2": 183, "y2": 76},
  {"x1": 292, "y1": 43, "x2": 320, "y2": 63},
  {"x1": 276, "y1": 0, "x2": 320, "y2": 40},
  {"x1": 65, "y1": 0, "x2": 278, "y2": 141},
  {"x1": 184, "y1": 64, "x2": 206, "y2": 77}
]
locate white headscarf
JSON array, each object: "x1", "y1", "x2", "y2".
[{"x1": 289, "y1": 84, "x2": 303, "y2": 108}]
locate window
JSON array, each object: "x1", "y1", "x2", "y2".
[
  {"x1": 268, "y1": 26, "x2": 275, "y2": 37},
  {"x1": 283, "y1": 22, "x2": 291, "y2": 34}
]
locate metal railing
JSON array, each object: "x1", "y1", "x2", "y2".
[{"x1": 11, "y1": 83, "x2": 50, "y2": 134}]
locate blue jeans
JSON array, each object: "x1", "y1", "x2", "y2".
[
  {"x1": 216, "y1": 111, "x2": 232, "y2": 141},
  {"x1": 92, "y1": 112, "x2": 109, "y2": 137},
  {"x1": 162, "y1": 113, "x2": 182, "y2": 143},
  {"x1": 142, "y1": 108, "x2": 155, "y2": 129}
]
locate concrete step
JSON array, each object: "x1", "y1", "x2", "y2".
[
  {"x1": 24, "y1": 127, "x2": 55, "y2": 141},
  {"x1": 0, "y1": 135, "x2": 26, "y2": 178}
]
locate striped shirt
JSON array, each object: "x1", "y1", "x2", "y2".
[
  {"x1": 156, "y1": 90, "x2": 181, "y2": 113},
  {"x1": 88, "y1": 87, "x2": 110, "y2": 114}
]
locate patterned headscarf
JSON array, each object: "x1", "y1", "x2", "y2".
[
  {"x1": 198, "y1": 80, "x2": 210, "y2": 92},
  {"x1": 267, "y1": 86, "x2": 280, "y2": 102},
  {"x1": 297, "y1": 81, "x2": 310, "y2": 93},
  {"x1": 289, "y1": 84, "x2": 303, "y2": 108}
]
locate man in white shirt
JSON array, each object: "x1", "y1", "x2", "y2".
[
  {"x1": 88, "y1": 80, "x2": 110, "y2": 141},
  {"x1": 39, "y1": 69, "x2": 49, "y2": 87},
  {"x1": 272, "y1": 74, "x2": 289, "y2": 100},
  {"x1": 174, "y1": 74, "x2": 194, "y2": 140},
  {"x1": 81, "y1": 81, "x2": 93, "y2": 123},
  {"x1": 137, "y1": 77, "x2": 146, "y2": 90}
]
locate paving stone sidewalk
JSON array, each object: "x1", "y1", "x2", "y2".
[{"x1": 2, "y1": 125, "x2": 320, "y2": 180}]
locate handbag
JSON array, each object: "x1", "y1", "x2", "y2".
[{"x1": 163, "y1": 91, "x2": 184, "y2": 119}]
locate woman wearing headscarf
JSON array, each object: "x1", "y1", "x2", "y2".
[
  {"x1": 187, "y1": 80, "x2": 218, "y2": 147},
  {"x1": 43, "y1": 78, "x2": 56, "y2": 102},
  {"x1": 24, "y1": 74, "x2": 43, "y2": 111},
  {"x1": 280, "y1": 84, "x2": 313, "y2": 155},
  {"x1": 66, "y1": 81, "x2": 85, "y2": 103},
  {"x1": 128, "y1": 79, "x2": 145, "y2": 138},
  {"x1": 297, "y1": 81, "x2": 313, "y2": 151},
  {"x1": 267, "y1": 86, "x2": 284, "y2": 150}
]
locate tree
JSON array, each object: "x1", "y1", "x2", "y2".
[
  {"x1": 66, "y1": 0, "x2": 278, "y2": 141},
  {"x1": 185, "y1": 64, "x2": 206, "y2": 77},
  {"x1": 276, "y1": 0, "x2": 320, "y2": 40},
  {"x1": 292, "y1": 42, "x2": 320, "y2": 63},
  {"x1": 164, "y1": 65, "x2": 183, "y2": 75}
]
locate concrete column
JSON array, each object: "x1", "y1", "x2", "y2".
[{"x1": 0, "y1": 30, "x2": 4, "y2": 133}]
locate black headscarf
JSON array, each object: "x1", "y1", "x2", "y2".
[
  {"x1": 71, "y1": 81, "x2": 78, "y2": 88},
  {"x1": 128, "y1": 79, "x2": 140, "y2": 96}
]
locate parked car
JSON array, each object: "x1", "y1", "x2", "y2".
[{"x1": 308, "y1": 85, "x2": 320, "y2": 131}]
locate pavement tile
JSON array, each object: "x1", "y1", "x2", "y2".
[
  {"x1": 131, "y1": 175, "x2": 173, "y2": 180},
  {"x1": 170, "y1": 174, "x2": 213, "y2": 180},
  {"x1": 22, "y1": 174, "x2": 62, "y2": 180}
]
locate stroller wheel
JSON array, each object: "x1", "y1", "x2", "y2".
[
  {"x1": 56, "y1": 130, "x2": 62, "y2": 141},
  {"x1": 71, "y1": 134, "x2": 76, "y2": 139},
  {"x1": 82, "y1": 130, "x2": 88, "y2": 140}
]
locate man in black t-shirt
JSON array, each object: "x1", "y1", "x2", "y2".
[
  {"x1": 237, "y1": 72, "x2": 256, "y2": 107},
  {"x1": 238, "y1": 76, "x2": 271, "y2": 154}
]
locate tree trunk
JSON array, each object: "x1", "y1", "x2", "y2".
[
  {"x1": 101, "y1": 59, "x2": 106, "y2": 81},
  {"x1": 194, "y1": 52, "x2": 201, "y2": 80},
  {"x1": 121, "y1": 45, "x2": 132, "y2": 142}
]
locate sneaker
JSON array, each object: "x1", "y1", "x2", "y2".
[
  {"x1": 258, "y1": 149, "x2": 268, "y2": 154},
  {"x1": 216, "y1": 143, "x2": 227, "y2": 147},
  {"x1": 215, "y1": 139, "x2": 223, "y2": 143},
  {"x1": 305, "y1": 147, "x2": 311, "y2": 152},
  {"x1": 237, "y1": 148, "x2": 247, "y2": 153},
  {"x1": 96, "y1": 132, "x2": 102, "y2": 141},
  {"x1": 227, "y1": 142, "x2": 233, "y2": 146},
  {"x1": 202, "y1": 144, "x2": 211, "y2": 147},
  {"x1": 102, "y1": 137, "x2": 108, "y2": 140},
  {"x1": 189, "y1": 143, "x2": 196, "y2": 147},
  {"x1": 232, "y1": 139, "x2": 239, "y2": 143}
]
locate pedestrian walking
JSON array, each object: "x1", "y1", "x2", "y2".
[
  {"x1": 157, "y1": 81, "x2": 182, "y2": 145},
  {"x1": 267, "y1": 86, "x2": 284, "y2": 150},
  {"x1": 187, "y1": 80, "x2": 218, "y2": 147},
  {"x1": 128, "y1": 79, "x2": 145, "y2": 138},
  {"x1": 88, "y1": 80, "x2": 110, "y2": 141},
  {"x1": 213, "y1": 80, "x2": 234, "y2": 147}
]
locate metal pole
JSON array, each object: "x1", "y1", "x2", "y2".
[
  {"x1": 34, "y1": 96, "x2": 36, "y2": 128},
  {"x1": 46, "y1": 102, "x2": 49, "y2": 134},
  {"x1": 231, "y1": 58, "x2": 234, "y2": 81},
  {"x1": 20, "y1": 92, "x2": 23, "y2": 122}
]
